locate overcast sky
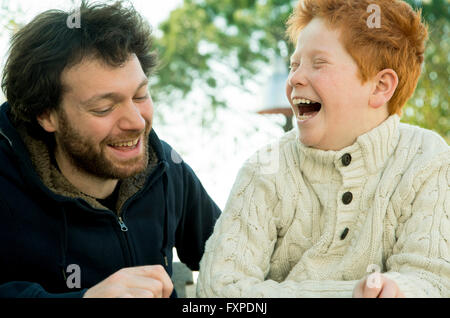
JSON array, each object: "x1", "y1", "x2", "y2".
[{"x1": 4, "y1": 0, "x2": 182, "y2": 27}]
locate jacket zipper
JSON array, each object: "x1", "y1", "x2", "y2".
[
  {"x1": 114, "y1": 162, "x2": 167, "y2": 267},
  {"x1": 117, "y1": 216, "x2": 128, "y2": 232},
  {"x1": 115, "y1": 215, "x2": 133, "y2": 267}
]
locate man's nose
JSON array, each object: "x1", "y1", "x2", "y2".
[{"x1": 117, "y1": 100, "x2": 146, "y2": 131}]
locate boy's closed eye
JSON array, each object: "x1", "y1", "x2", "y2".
[{"x1": 312, "y1": 58, "x2": 328, "y2": 68}]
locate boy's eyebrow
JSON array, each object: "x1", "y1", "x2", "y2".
[
  {"x1": 81, "y1": 77, "x2": 149, "y2": 106},
  {"x1": 290, "y1": 48, "x2": 331, "y2": 62},
  {"x1": 309, "y1": 49, "x2": 331, "y2": 57}
]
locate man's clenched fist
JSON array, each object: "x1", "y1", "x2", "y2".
[{"x1": 83, "y1": 265, "x2": 173, "y2": 298}]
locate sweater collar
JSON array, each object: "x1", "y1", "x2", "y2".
[{"x1": 296, "y1": 114, "x2": 400, "y2": 180}]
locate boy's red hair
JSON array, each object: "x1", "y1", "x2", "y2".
[{"x1": 286, "y1": 0, "x2": 428, "y2": 115}]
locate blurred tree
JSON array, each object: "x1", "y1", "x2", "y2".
[
  {"x1": 403, "y1": 0, "x2": 450, "y2": 143},
  {"x1": 152, "y1": 0, "x2": 295, "y2": 111},
  {"x1": 153, "y1": 0, "x2": 449, "y2": 141},
  {"x1": 0, "y1": 0, "x2": 24, "y2": 36}
]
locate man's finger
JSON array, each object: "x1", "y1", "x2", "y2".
[
  {"x1": 127, "y1": 265, "x2": 173, "y2": 297},
  {"x1": 122, "y1": 275, "x2": 164, "y2": 297},
  {"x1": 126, "y1": 288, "x2": 156, "y2": 298}
]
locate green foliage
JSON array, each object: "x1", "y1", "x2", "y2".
[
  {"x1": 152, "y1": 0, "x2": 296, "y2": 109},
  {"x1": 153, "y1": 0, "x2": 449, "y2": 142},
  {"x1": 402, "y1": 0, "x2": 449, "y2": 143},
  {"x1": 402, "y1": 18, "x2": 449, "y2": 143}
]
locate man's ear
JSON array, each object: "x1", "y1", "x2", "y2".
[
  {"x1": 36, "y1": 109, "x2": 59, "y2": 133},
  {"x1": 368, "y1": 69, "x2": 399, "y2": 109}
]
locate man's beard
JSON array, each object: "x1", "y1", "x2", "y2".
[{"x1": 55, "y1": 110, "x2": 150, "y2": 180}]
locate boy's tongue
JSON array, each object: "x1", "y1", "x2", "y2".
[{"x1": 299, "y1": 105, "x2": 318, "y2": 115}]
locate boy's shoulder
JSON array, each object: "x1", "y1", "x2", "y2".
[
  {"x1": 398, "y1": 121, "x2": 449, "y2": 154},
  {"x1": 243, "y1": 129, "x2": 298, "y2": 176},
  {"x1": 396, "y1": 121, "x2": 449, "y2": 170}
]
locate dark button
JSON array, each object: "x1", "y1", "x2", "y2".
[
  {"x1": 342, "y1": 192, "x2": 353, "y2": 204},
  {"x1": 340, "y1": 228, "x2": 349, "y2": 240},
  {"x1": 341, "y1": 153, "x2": 352, "y2": 166}
]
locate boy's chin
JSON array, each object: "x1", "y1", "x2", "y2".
[
  {"x1": 298, "y1": 132, "x2": 322, "y2": 149},
  {"x1": 298, "y1": 131, "x2": 337, "y2": 151}
]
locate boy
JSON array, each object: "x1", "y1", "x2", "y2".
[{"x1": 197, "y1": 0, "x2": 449, "y2": 297}]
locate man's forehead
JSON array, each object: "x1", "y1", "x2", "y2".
[{"x1": 61, "y1": 54, "x2": 146, "y2": 99}]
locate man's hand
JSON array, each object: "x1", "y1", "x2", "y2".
[
  {"x1": 83, "y1": 265, "x2": 173, "y2": 298},
  {"x1": 353, "y1": 273, "x2": 405, "y2": 298}
]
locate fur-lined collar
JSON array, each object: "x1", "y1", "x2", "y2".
[{"x1": 17, "y1": 124, "x2": 158, "y2": 214}]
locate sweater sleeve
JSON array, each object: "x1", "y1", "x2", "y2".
[
  {"x1": 196, "y1": 159, "x2": 360, "y2": 297},
  {"x1": 382, "y1": 156, "x2": 450, "y2": 297},
  {"x1": 196, "y1": 159, "x2": 282, "y2": 297}
]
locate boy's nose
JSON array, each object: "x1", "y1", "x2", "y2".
[{"x1": 288, "y1": 66, "x2": 308, "y2": 87}]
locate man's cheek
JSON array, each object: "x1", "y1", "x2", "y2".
[{"x1": 142, "y1": 102, "x2": 154, "y2": 124}]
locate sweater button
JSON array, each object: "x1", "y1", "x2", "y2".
[
  {"x1": 340, "y1": 227, "x2": 349, "y2": 240},
  {"x1": 342, "y1": 192, "x2": 353, "y2": 204},
  {"x1": 341, "y1": 153, "x2": 352, "y2": 166}
]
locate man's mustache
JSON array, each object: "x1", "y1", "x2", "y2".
[{"x1": 103, "y1": 121, "x2": 151, "y2": 144}]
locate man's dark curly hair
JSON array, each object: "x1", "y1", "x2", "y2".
[{"x1": 1, "y1": 0, "x2": 157, "y2": 129}]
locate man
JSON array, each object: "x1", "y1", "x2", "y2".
[{"x1": 0, "y1": 1, "x2": 220, "y2": 298}]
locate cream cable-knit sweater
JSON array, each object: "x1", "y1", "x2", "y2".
[{"x1": 197, "y1": 115, "x2": 450, "y2": 297}]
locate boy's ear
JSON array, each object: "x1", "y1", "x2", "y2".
[
  {"x1": 36, "y1": 109, "x2": 59, "y2": 133},
  {"x1": 369, "y1": 69, "x2": 399, "y2": 109}
]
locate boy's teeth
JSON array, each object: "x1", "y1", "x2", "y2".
[
  {"x1": 298, "y1": 114, "x2": 311, "y2": 120},
  {"x1": 293, "y1": 98, "x2": 312, "y2": 105},
  {"x1": 298, "y1": 112, "x2": 316, "y2": 120}
]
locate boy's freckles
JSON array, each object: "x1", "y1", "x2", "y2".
[{"x1": 286, "y1": 18, "x2": 383, "y2": 151}]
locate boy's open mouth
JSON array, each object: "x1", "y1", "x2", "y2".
[{"x1": 292, "y1": 98, "x2": 322, "y2": 120}]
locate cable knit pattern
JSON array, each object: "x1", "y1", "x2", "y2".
[{"x1": 197, "y1": 115, "x2": 450, "y2": 298}]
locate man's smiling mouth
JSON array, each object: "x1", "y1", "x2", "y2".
[
  {"x1": 292, "y1": 97, "x2": 322, "y2": 120},
  {"x1": 108, "y1": 137, "x2": 140, "y2": 149}
]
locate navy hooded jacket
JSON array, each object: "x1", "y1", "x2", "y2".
[{"x1": 0, "y1": 102, "x2": 221, "y2": 297}]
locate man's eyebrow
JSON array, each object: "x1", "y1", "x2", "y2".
[{"x1": 81, "y1": 77, "x2": 149, "y2": 106}]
